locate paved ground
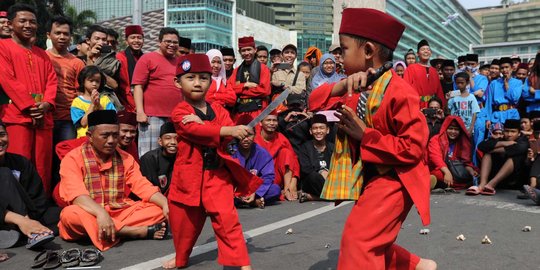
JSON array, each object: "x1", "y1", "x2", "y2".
[{"x1": 2, "y1": 189, "x2": 539, "y2": 270}]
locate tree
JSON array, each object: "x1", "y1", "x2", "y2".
[{"x1": 64, "y1": 4, "x2": 97, "y2": 42}]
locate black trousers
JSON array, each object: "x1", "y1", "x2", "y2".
[
  {"x1": 0, "y1": 168, "x2": 60, "y2": 235},
  {"x1": 302, "y1": 171, "x2": 326, "y2": 196}
]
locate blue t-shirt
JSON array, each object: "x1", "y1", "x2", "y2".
[{"x1": 448, "y1": 92, "x2": 481, "y2": 130}]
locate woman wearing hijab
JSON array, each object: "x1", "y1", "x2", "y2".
[
  {"x1": 428, "y1": 116, "x2": 478, "y2": 191},
  {"x1": 205, "y1": 49, "x2": 237, "y2": 109},
  {"x1": 310, "y1": 54, "x2": 346, "y2": 90},
  {"x1": 393, "y1": 61, "x2": 407, "y2": 78}
]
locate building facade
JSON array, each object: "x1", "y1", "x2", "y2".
[
  {"x1": 469, "y1": 0, "x2": 540, "y2": 44},
  {"x1": 472, "y1": 40, "x2": 540, "y2": 64},
  {"x1": 166, "y1": 0, "x2": 234, "y2": 52},
  {"x1": 332, "y1": 0, "x2": 385, "y2": 43},
  {"x1": 68, "y1": 0, "x2": 163, "y2": 22},
  {"x1": 250, "y1": 0, "x2": 334, "y2": 57},
  {"x1": 387, "y1": 0, "x2": 481, "y2": 60}
]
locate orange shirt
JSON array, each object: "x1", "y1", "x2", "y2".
[
  {"x1": 59, "y1": 145, "x2": 159, "y2": 206},
  {"x1": 46, "y1": 51, "x2": 85, "y2": 121}
]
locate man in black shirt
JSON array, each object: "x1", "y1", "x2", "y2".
[
  {"x1": 139, "y1": 122, "x2": 177, "y2": 195},
  {"x1": 0, "y1": 121, "x2": 60, "y2": 249},
  {"x1": 298, "y1": 114, "x2": 334, "y2": 203},
  {"x1": 440, "y1": 59, "x2": 455, "y2": 95}
]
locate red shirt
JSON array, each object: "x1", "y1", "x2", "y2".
[
  {"x1": 46, "y1": 50, "x2": 85, "y2": 121},
  {"x1": 403, "y1": 63, "x2": 446, "y2": 109},
  {"x1": 0, "y1": 39, "x2": 57, "y2": 127},
  {"x1": 131, "y1": 52, "x2": 182, "y2": 117},
  {"x1": 206, "y1": 79, "x2": 236, "y2": 108}
]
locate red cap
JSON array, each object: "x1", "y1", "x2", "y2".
[
  {"x1": 117, "y1": 111, "x2": 137, "y2": 126},
  {"x1": 176, "y1": 54, "x2": 212, "y2": 77},
  {"x1": 339, "y1": 8, "x2": 405, "y2": 51},
  {"x1": 238, "y1": 36, "x2": 255, "y2": 49},
  {"x1": 0, "y1": 11, "x2": 7, "y2": 18},
  {"x1": 125, "y1": 25, "x2": 143, "y2": 38},
  {"x1": 517, "y1": 63, "x2": 529, "y2": 71}
]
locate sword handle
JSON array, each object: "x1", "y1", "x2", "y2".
[{"x1": 364, "y1": 61, "x2": 394, "y2": 88}]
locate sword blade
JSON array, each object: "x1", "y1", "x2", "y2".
[{"x1": 246, "y1": 88, "x2": 291, "y2": 128}]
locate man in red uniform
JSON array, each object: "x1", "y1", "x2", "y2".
[
  {"x1": 116, "y1": 25, "x2": 144, "y2": 112},
  {"x1": 254, "y1": 114, "x2": 301, "y2": 201},
  {"x1": 0, "y1": 11, "x2": 11, "y2": 38},
  {"x1": 403, "y1": 39, "x2": 446, "y2": 109},
  {"x1": 166, "y1": 53, "x2": 260, "y2": 269},
  {"x1": 228, "y1": 36, "x2": 271, "y2": 124},
  {"x1": 0, "y1": 4, "x2": 58, "y2": 195},
  {"x1": 309, "y1": 8, "x2": 436, "y2": 269}
]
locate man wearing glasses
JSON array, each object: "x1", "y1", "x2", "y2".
[{"x1": 133, "y1": 27, "x2": 182, "y2": 157}]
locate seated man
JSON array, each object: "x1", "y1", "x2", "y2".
[
  {"x1": 474, "y1": 119, "x2": 529, "y2": 195},
  {"x1": 117, "y1": 111, "x2": 139, "y2": 162},
  {"x1": 278, "y1": 93, "x2": 312, "y2": 156},
  {"x1": 298, "y1": 114, "x2": 334, "y2": 203},
  {"x1": 139, "y1": 122, "x2": 177, "y2": 195},
  {"x1": 0, "y1": 121, "x2": 60, "y2": 249},
  {"x1": 232, "y1": 130, "x2": 281, "y2": 208},
  {"x1": 57, "y1": 110, "x2": 169, "y2": 251},
  {"x1": 254, "y1": 113, "x2": 301, "y2": 201}
]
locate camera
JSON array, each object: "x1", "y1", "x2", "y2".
[
  {"x1": 423, "y1": 108, "x2": 437, "y2": 118},
  {"x1": 100, "y1": 45, "x2": 113, "y2": 54}
]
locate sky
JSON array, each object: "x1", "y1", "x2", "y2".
[{"x1": 457, "y1": 0, "x2": 502, "y2": 9}]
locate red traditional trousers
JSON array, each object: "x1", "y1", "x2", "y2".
[
  {"x1": 338, "y1": 176, "x2": 420, "y2": 270},
  {"x1": 6, "y1": 124, "x2": 53, "y2": 195},
  {"x1": 169, "y1": 170, "x2": 250, "y2": 268}
]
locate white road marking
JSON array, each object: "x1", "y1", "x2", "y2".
[
  {"x1": 458, "y1": 198, "x2": 540, "y2": 214},
  {"x1": 120, "y1": 201, "x2": 352, "y2": 270}
]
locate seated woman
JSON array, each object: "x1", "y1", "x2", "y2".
[{"x1": 428, "y1": 116, "x2": 478, "y2": 191}]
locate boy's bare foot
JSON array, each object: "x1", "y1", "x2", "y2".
[
  {"x1": 416, "y1": 258, "x2": 437, "y2": 270},
  {"x1": 240, "y1": 266, "x2": 252, "y2": 270},
  {"x1": 162, "y1": 257, "x2": 176, "y2": 269}
]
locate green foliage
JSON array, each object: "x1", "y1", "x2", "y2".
[{"x1": 0, "y1": 0, "x2": 96, "y2": 48}]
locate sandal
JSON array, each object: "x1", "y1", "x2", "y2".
[
  {"x1": 430, "y1": 188, "x2": 447, "y2": 194},
  {"x1": 61, "y1": 248, "x2": 81, "y2": 268},
  {"x1": 299, "y1": 192, "x2": 308, "y2": 203},
  {"x1": 26, "y1": 232, "x2": 54, "y2": 250},
  {"x1": 480, "y1": 186, "x2": 496, "y2": 196},
  {"x1": 146, "y1": 222, "x2": 167, "y2": 240},
  {"x1": 465, "y1": 186, "x2": 480, "y2": 196},
  {"x1": 43, "y1": 251, "x2": 61, "y2": 270},
  {"x1": 444, "y1": 187, "x2": 460, "y2": 194},
  {"x1": 524, "y1": 185, "x2": 540, "y2": 205},
  {"x1": 79, "y1": 248, "x2": 102, "y2": 267},
  {"x1": 31, "y1": 250, "x2": 49, "y2": 268}
]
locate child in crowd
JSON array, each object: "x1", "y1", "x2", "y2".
[
  {"x1": 448, "y1": 72, "x2": 480, "y2": 135},
  {"x1": 165, "y1": 54, "x2": 260, "y2": 269},
  {"x1": 70, "y1": 65, "x2": 116, "y2": 138}
]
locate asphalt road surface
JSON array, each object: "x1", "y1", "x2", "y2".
[{"x1": 2, "y1": 189, "x2": 539, "y2": 270}]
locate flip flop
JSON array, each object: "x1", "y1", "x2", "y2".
[
  {"x1": 60, "y1": 248, "x2": 81, "y2": 268},
  {"x1": 465, "y1": 186, "x2": 480, "y2": 196},
  {"x1": 79, "y1": 248, "x2": 102, "y2": 267},
  {"x1": 0, "y1": 230, "x2": 20, "y2": 249},
  {"x1": 480, "y1": 186, "x2": 496, "y2": 196},
  {"x1": 298, "y1": 192, "x2": 308, "y2": 203},
  {"x1": 26, "y1": 232, "x2": 54, "y2": 249},
  {"x1": 42, "y1": 251, "x2": 61, "y2": 270},
  {"x1": 146, "y1": 222, "x2": 167, "y2": 240},
  {"x1": 444, "y1": 187, "x2": 460, "y2": 194},
  {"x1": 524, "y1": 185, "x2": 540, "y2": 205},
  {"x1": 31, "y1": 250, "x2": 49, "y2": 268}
]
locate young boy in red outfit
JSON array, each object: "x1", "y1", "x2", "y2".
[
  {"x1": 165, "y1": 53, "x2": 261, "y2": 269},
  {"x1": 309, "y1": 8, "x2": 437, "y2": 270}
]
